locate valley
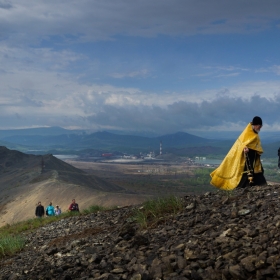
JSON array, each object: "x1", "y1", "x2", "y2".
[
  {"x1": 65, "y1": 159, "x2": 214, "y2": 197},
  {"x1": 0, "y1": 147, "x2": 213, "y2": 227}
]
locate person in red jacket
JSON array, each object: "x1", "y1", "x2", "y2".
[{"x1": 68, "y1": 199, "x2": 79, "y2": 212}]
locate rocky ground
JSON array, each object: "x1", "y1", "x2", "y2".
[{"x1": 1, "y1": 184, "x2": 280, "y2": 280}]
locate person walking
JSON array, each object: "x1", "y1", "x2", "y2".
[
  {"x1": 45, "y1": 202, "x2": 55, "y2": 216},
  {"x1": 55, "y1": 205, "x2": 61, "y2": 216},
  {"x1": 68, "y1": 199, "x2": 79, "y2": 212},
  {"x1": 35, "y1": 202, "x2": 45, "y2": 218},
  {"x1": 210, "y1": 116, "x2": 267, "y2": 190}
]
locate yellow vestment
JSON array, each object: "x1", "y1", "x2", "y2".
[{"x1": 210, "y1": 123, "x2": 263, "y2": 190}]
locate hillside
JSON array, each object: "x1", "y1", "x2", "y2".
[
  {"x1": 0, "y1": 147, "x2": 148, "y2": 226},
  {"x1": 0, "y1": 184, "x2": 279, "y2": 279}
]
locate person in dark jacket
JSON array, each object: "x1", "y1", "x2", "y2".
[
  {"x1": 35, "y1": 202, "x2": 45, "y2": 218},
  {"x1": 68, "y1": 199, "x2": 79, "y2": 212},
  {"x1": 278, "y1": 147, "x2": 280, "y2": 168}
]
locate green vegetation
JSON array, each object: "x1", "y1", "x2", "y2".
[
  {"x1": 82, "y1": 205, "x2": 107, "y2": 214},
  {"x1": 179, "y1": 167, "x2": 214, "y2": 188},
  {"x1": 0, "y1": 206, "x2": 110, "y2": 258},
  {"x1": 263, "y1": 159, "x2": 280, "y2": 183},
  {"x1": 0, "y1": 235, "x2": 25, "y2": 257},
  {"x1": 132, "y1": 195, "x2": 184, "y2": 229}
]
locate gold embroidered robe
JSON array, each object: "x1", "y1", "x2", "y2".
[{"x1": 210, "y1": 123, "x2": 263, "y2": 190}]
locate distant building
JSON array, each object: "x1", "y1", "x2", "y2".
[
  {"x1": 144, "y1": 152, "x2": 155, "y2": 159},
  {"x1": 195, "y1": 156, "x2": 206, "y2": 160}
]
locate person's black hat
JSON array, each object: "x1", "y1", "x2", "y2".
[{"x1": 251, "y1": 116, "x2": 262, "y2": 125}]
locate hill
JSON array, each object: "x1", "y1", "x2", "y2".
[
  {"x1": 0, "y1": 184, "x2": 279, "y2": 279},
  {"x1": 0, "y1": 147, "x2": 149, "y2": 226},
  {"x1": 0, "y1": 126, "x2": 80, "y2": 138},
  {"x1": 0, "y1": 129, "x2": 214, "y2": 153}
]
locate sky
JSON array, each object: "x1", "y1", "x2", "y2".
[{"x1": 1, "y1": 0, "x2": 280, "y2": 136}]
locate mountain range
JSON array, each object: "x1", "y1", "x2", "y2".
[{"x1": 0, "y1": 127, "x2": 279, "y2": 158}]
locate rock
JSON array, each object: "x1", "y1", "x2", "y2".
[
  {"x1": 1, "y1": 184, "x2": 280, "y2": 279},
  {"x1": 238, "y1": 209, "x2": 251, "y2": 216}
]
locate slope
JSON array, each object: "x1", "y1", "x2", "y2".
[
  {"x1": 0, "y1": 184, "x2": 279, "y2": 279},
  {"x1": 0, "y1": 147, "x2": 148, "y2": 226}
]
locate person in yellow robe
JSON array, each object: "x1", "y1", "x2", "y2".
[{"x1": 210, "y1": 116, "x2": 267, "y2": 190}]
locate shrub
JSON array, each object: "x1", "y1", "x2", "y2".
[
  {"x1": 132, "y1": 195, "x2": 183, "y2": 228},
  {"x1": 82, "y1": 205, "x2": 106, "y2": 214}
]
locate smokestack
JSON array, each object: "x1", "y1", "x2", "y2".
[{"x1": 160, "y1": 141, "x2": 162, "y2": 155}]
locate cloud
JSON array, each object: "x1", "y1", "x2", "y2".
[
  {"x1": 84, "y1": 93, "x2": 280, "y2": 134},
  {"x1": 0, "y1": 1, "x2": 12, "y2": 9},
  {"x1": 0, "y1": 0, "x2": 279, "y2": 134},
  {"x1": 1, "y1": 73, "x2": 280, "y2": 133},
  {"x1": 256, "y1": 65, "x2": 280, "y2": 75},
  {"x1": 110, "y1": 69, "x2": 149, "y2": 79},
  {"x1": 214, "y1": 72, "x2": 240, "y2": 78},
  {"x1": 0, "y1": 0, "x2": 280, "y2": 46}
]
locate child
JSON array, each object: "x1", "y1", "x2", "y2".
[{"x1": 55, "y1": 205, "x2": 61, "y2": 215}]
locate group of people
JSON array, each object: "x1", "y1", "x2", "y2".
[
  {"x1": 35, "y1": 199, "x2": 79, "y2": 218},
  {"x1": 210, "y1": 116, "x2": 267, "y2": 190}
]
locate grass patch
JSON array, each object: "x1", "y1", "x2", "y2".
[
  {"x1": 82, "y1": 205, "x2": 107, "y2": 214},
  {"x1": 0, "y1": 204, "x2": 111, "y2": 258},
  {"x1": 0, "y1": 234, "x2": 25, "y2": 257},
  {"x1": 132, "y1": 195, "x2": 184, "y2": 228}
]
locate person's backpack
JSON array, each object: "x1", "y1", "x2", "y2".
[{"x1": 46, "y1": 207, "x2": 49, "y2": 216}]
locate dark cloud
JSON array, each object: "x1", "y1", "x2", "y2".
[
  {"x1": 1, "y1": 0, "x2": 280, "y2": 45},
  {"x1": 0, "y1": 1, "x2": 13, "y2": 9},
  {"x1": 86, "y1": 94, "x2": 280, "y2": 134}
]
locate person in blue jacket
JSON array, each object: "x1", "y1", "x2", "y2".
[{"x1": 46, "y1": 202, "x2": 55, "y2": 216}]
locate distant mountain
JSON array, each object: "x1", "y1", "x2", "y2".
[
  {"x1": 0, "y1": 129, "x2": 213, "y2": 153},
  {"x1": 187, "y1": 130, "x2": 280, "y2": 142},
  {"x1": 0, "y1": 146, "x2": 123, "y2": 192},
  {"x1": 157, "y1": 132, "x2": 212, "y2": 147},
  {"x1": 2, "y1": 134, "x2": 82, "y2": 147},
  {"x1": 0, "y1": 126, "x2": 85, "y2": 138}
]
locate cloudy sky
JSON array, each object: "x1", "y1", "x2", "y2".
[{"x1": 1, "y1": 0, "x2": 280, "y2": 136}]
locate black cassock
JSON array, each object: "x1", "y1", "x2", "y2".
[{"x1": 237, "y1": 148, "x2": 267, "y2": 188}]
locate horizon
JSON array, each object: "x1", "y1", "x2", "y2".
[{"x1": 0, "y1": 125, "x2": 279, "y2": 142}]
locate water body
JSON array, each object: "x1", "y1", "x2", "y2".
[
  {"x1": 195, "y1": 159, "x2": 273, "y2": 166},
  {"x1": 54, "y1": 155, "x2": 79, "y2": 160},
  {"x1": 195, "y1": 159, "x2": 222, "y2": 165}
]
